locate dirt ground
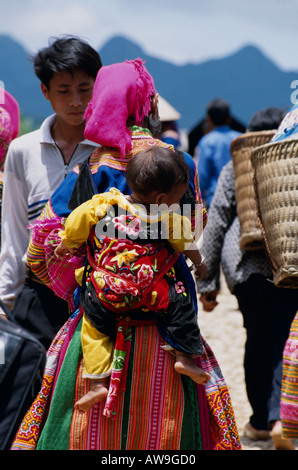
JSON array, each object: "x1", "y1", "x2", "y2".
[{"x1": 197, "y1": 275, "x2": 298, "y2": 451}]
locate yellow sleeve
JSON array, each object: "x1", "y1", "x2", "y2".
[
  {"x1": 162, "y1": 211, "x2": 193, "y2": 252},
  {"x1": 60, "y1": 190, "x2": 122, "y2": 249}
]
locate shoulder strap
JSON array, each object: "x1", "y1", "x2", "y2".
[{"x1": 68, "y1": 160, "x2": 97, "y2": 211}]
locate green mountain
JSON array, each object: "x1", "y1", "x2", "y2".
[
  {"x1": 0, "y1": 34, "x2": 296, "y2": 131},
  {"x1": 100, "y1": 36, "x2": 297, "y2": 130},
  {"x1": 0, "y1": 35, "x2": 52, "y2": 126}
]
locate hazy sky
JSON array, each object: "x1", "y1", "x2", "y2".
[{"x1": 1, "y1": 0, "x2": 298, "y2": 71}]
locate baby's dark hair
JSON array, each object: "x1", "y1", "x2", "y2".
[{"x1": 126, "y1": 146, "x2": 189, "y2": 196}]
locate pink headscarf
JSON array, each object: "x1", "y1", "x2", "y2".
[
  {"x1": 84, "y1": 58, "x2": 156, "y2": 158},
  {"x1": 0, "y1": 89, "x2": 20, "y2": 162}
]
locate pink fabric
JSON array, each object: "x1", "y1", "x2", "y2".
[
  {"x1": 195, "y1": 355, "x2": 216, "y2": 450},
  {"x1": 52, "y1": 310, "x2": 83, "y2": 395},
  {"x1": 103, "y1": 318, "x2": 133, "y2": 419},
  {"x1": 84, "y1": 58, "x2": 156, "y2": 158},
  {"x1": 0, "y1": 108, "x2": 12, "y2": 161},
  {"x1": 0, "y1": 89, "x2": 20, "y2": 162},
  {"x1": 29, "y1": 217, "x2": 86, "y2": 310},
  {"x1": 44, "y1": 228, "x2": 87, "y2": 310}
]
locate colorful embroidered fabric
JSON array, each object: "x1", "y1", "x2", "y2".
[
  {"x1": 102, "y1": 317, "x2": 133, "y2": 418},
  {"x1": 281, "y1": 311, "x2": 298, "y2": 438},
  {"x1": 87, "y1": 243, "x2": 178, "y2": 313},
  {"x1": 14, "y1": 126, "x2": 226, "y2": 450},
  {"x1": 27, "y1": 128, "x2": 207, "y2": 293},
  {"x1": 83, "y1": 202, "x2": 181, "y2": 313},
  {"x1": 10, "y1": 314, "x2": 78, "y2": 450},
  {"x1": 29, "y1": 216, "x2": 87, "y2": 310},
  {"x1": 11, "y1": 309, "x2": 241, "y2": 450}
]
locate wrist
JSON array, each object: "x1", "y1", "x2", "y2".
[{"x1": 194, "y1": 254, "x2": 205, "y2": 268}]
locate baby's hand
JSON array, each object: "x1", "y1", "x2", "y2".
[{"x1": 54, "y1": 242, "x2": 74, "y2": 260}]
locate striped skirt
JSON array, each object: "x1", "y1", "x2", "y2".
[
  {"x1": 281, "y1": 311, "x2": 298, "y2": 439},
  {"x1": 11, "y1": 310, "x2": 241, "y2": 450}
]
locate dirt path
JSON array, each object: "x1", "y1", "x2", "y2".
[{"x1": 197, "y1": 275, "x2": 298, "y2": 450}]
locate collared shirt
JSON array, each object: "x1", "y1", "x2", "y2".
[{"x1": 0, "y1": 114, "x2": 99, "y2": 310}]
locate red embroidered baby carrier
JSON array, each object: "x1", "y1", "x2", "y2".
[
  {"x1": 84, "y1": 228, "x2": 180, "y2": 418},
  {"x1": 86, "y1": 228, "x2": 180, "y2": 314}
]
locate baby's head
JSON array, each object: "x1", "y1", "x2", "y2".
[{"x1": 126, "y1": 146, "x2": 189, "y2": 206}]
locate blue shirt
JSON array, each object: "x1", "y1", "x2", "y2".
[{"x1": 196, "y1": 125, "x2": 241, "y2": 206}]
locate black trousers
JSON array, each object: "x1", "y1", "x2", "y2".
[
  {"x1": 12, "y1": 278, "x2": 70, "y2": 350},
  {"x1": 234, "y1": 274, "x2": 298, "y2": 430}
]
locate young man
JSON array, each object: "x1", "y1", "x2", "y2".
[{"x1": 0, "y1": 36, "x2": 102, "y2": 348}]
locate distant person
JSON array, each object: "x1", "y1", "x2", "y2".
[
  {"x1": 196, "y1": 107, "x2": 298, "y2": 450},
  {"x1": 158, "y1": 95, "x2": 181, "y2": 149},
  {"x1": 0, "y1": 88, "x2": 20, "y2": 250},
  {"x1": 0, "y1": 36, "x2": 102, "y2": 348},
  {"x1": 160, "y1": 120, "x2": 180, "y2": 148},
  {"x1": 195, "y1": 98, "x2": 241, "y2": 207}
]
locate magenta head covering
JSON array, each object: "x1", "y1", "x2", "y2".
[
  {"x1": 84, "y1": 58, "x2": 156, "y2": 158},
  {"x1": 0, "y1": 88, "x2": 20, "y2": 162}
]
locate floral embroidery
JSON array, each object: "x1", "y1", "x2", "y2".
[
  {"x1": 113, "y1": 214, "x2": 143, "y2": 237},
  {"x1": 93, "y1": 271, "x2": 105, "y2": 289},
  {"x1": 98, "y1": 291, "x2": 127, "y2": 309},
  {"x1": 150, "y1": 291, "x2": 158, "y2": 305},
  {"x1": 137, "y1": 264, "x2": 154, "y2": 288},
  {"x1": 104, "y1": 272, "x2": 140, "y2": 296},
  {"x1": 105, "y1": 293, "x2": 118, "y2": 302},
  {"x1": 175, "y1": 281, "x2": 187, "y2": 297},
  {"x1": 166, "y1": 267, "x2": 176, "y2": 278},
  {"x1": 111, "y1": 248, "x2": 139, "y2": 267},
  {"x1": 86, "y1": 232, "x2": 176, "y2": 312}
]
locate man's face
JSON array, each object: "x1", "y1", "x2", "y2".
[{"x1": 41, "y1": 69, "x2": 95, "y2": 127}]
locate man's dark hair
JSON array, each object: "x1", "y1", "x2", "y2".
[
  {"x1": 33, "y1": 35, "x2": 102, "y2": 88},
  {"x1": 207, "y1": 98, "x2": 231, "y2": 126},
  {"x1": 126, "y1": 146, "x2": 189, "y2": 196},
  {"x1": 247, "y1": 107, "x2": 285, "y2": 132}
]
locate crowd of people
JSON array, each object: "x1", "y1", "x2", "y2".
[
  {"x1": 0, "y1": 34, "x2": 296, "y2": 451},
  {"x1": 196, "y1": 105, "x2": 297, "y2": 450}
]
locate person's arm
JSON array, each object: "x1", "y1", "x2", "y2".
[
  {"x1": 56, "y1": 192, "x2": 118, "y2": 256},
  {"x1": 165, "y1": 212, "x2": 207, "y2": 280},
  {"x1": 184, "y1": 242, "x2": 207, "y2": 280},
  {"x1": 181, "y1": 151, "x2": 207, "y2": 241},
  {"x1": 196, "y1": 161, "x2": 237, "y2": 310},
  {"x1": 58, "y1": 196, "x2": 102, "y2": 250},
  {"x1": 0, "y1": 146, "x2": 30, "y2": 311}
]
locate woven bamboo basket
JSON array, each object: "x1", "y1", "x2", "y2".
[
  {"x1": 251, "y1": 138, "x2": 298, "y2": 288},
  {"x1": 231, "y1": 130, "x2": 276, "y2": 250}
]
